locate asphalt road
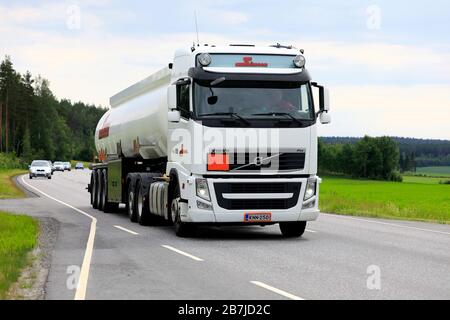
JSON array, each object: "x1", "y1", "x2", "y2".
[{"x1": 1, "y1": 170, "x2": 449, "y2": 300}]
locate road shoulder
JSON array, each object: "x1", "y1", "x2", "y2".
[{"x1": 2, "y1": 176, "x2": 59, "y2": 300}]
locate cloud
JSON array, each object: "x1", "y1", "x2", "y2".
[
  {"x1": 0, "y1": 1, "x2": 106, "y2": 31},
  {"x1": 319, "y1": 84, "x2": 450, "y2": 139},
  {"x1": 217, "y1": 10, "x2": 249, "y2": 25},
  {"x1": 1, "y1": 1, "x2": 449, "y2": 140}
]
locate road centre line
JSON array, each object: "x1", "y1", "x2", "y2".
[
  {"x1": 161, "y1": 245, "x2": 204, "y2": 261},
  {"x1": 250, "y1": 281, "x2": 305, "y2": 300},
  {"x1": 114, "y1": 225, "x2": 139, "y2": 235}
]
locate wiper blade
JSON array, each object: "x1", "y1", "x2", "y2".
[
  {"x1": 252, "y1": 112, "x2": 303, "y2": 125},
  {"x1": 199, "y1": 112, "x2": 250, "y2": 125}
]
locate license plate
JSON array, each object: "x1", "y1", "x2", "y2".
[{"x1": 244, "y1": 212, "x2": 272, "y2": 223}]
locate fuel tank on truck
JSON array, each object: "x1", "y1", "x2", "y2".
[{"x1": 95, "y1": 68, "x2": 171, "y2": 161}]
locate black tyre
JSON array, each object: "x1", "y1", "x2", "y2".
[
  {"x1": 279, "y1": 221, "x2": 307, "y2": 238},
  {"x1": 29, "y1": 175, "x2": 33, "y2": 179},
  {"x1": 92, "y1": 170, "x2": 99, "y2": 209},
  {"x1": 90, "y1": 173, "x2": 95, "y2": 206},
  {"x1": 102, "y1": 170, "x2": 118, "y2": 213},
  {"x1": 136, "y1": 180, "x2": 154, "y2": 225},
  {"x1": 94, "y1": 170, "x2": 102, "y2": 209},
  {"x1": 171, "y1": 182, "x2": 195, "y2": 237},
  {"x1": 48, "y1": 175, "x2": 52, "y2": 180},
  {"x1": 97, "y1": 170, "x2": 105, "y2": 211},
  {"x1": 127, "y1": 182, "x2": 138, "y2": 223},
  {"x1": 100, "y1": 169, "x2": 108, "y2": 212}
]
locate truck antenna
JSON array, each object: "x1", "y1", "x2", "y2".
[{"x1": 194, "y1": 11, "x2": 200, "y2": 46}]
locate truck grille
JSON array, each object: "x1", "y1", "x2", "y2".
[
  {"x1": 214, "y1": 182, "x2": 301, "y2": 210},
  {"x1": 228, "y1": 152, "x2": 305, "y2": 171}
]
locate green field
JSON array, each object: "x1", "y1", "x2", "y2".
[
  {"x1": 320, "y1": 176, "x2": 450, "y2": 224},
  {"x1": 0, "y1": 170, "x2": 27, "y2": 199},
  {"x1": 415, "y1": 166, "x2": 450, "y2": 177},
  {"x1": 402, "y1": 175, "x2": 450, "y2": 185},
  {"x1": 0, "y1": 212, "x2": 39, "y2": 299}
]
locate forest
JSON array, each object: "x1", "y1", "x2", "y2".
[
  {"x1": 318, "y1": 136, "x2": 402, "y2": 181},
  {"x1": 0, "y1": 56, "x2": 106, "y2": 163},
  {"x1": 322, "y1": 136, "x2": 450, "y2": 168}
]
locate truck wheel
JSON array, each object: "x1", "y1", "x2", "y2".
[
  {"x1": 98, "y1": 170, "x2": 105, "y2": 211},
  {"x1": 171, "y1": 184, "x2": 195, "y2": 237},
  {"x1": 90, "y1": 174, "x2": 94, "y2": 205},
  {"x1": 48, "y1": 175, "x2": 52, "y2": 180},
  {"x1": 29, "y1": 175, "x2": 33, "y2": 179},
  {"x1": 101, "y1": 169, "x2": 117, "y2": 213},
  {"x1": 92, "y1": 170, "x2": 99, "y2": 209},
  {"x1": 127, "y1": 183, "x2": 138, "y2": 223},
  {"x1": 136, "y1": 180, "x2": 153, "y2": 225},
  {"x1": 279, "y1": 221, "x2": 307, "y2": 238}
]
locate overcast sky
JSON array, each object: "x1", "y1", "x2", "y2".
[{"x1": 1, "y1": 0, "x2": 449, "y2": 139}]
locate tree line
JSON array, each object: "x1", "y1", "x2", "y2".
[
  {"x1": 318, "y1": 136, "x2": 402, "y2": 181},
  {"x1": 322, "y1": 136, "x2": 450, "y2": 167},
  {"x1": 0, "y1": 56, "x2": 106, "y2": 164}
]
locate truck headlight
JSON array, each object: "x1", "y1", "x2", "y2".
[
  {"x1": 196, "y1": 178, "x2": 211, "y2": 202},
  {"x1": 304, "y1": 178, "x2": 317, "y2": 201}
]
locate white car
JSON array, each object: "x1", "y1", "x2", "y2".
[
  {"x1": 53, "y1": 162, "x2": 65, "y2": 171},
  {"x1": 63, "y1": 162, "x2": 72, "y2": 171},
  {"x1": 29, "y1": 160, "x2": 52, "y2": 179}
]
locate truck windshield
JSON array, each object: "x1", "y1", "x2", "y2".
[{"x1": 194, "y1": 81, "x2": 314, "y2": 121}]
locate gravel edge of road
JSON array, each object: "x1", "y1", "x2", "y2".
[
  {"x1": 6, "y1": 176, "x2": 60, "y2": 300},
  {"x1": 7, "y1": 217, "x2": 60, "y2": 300}
]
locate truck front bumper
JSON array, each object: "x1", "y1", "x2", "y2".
[{"x1": 181, "y1": 176, "x2": 320, "y2": 224}]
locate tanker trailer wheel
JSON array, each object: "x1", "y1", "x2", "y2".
[
  {"x1": 97, "y1": 170, "x2": 105, "y2": 211},
  {"x1": 127, "y1": 182, "x2": 138, "y2": 223},
  {"x1": 136, "y1": 180, "x2": 153, "y2": 226},
  {"x1": 90, "y1": 173, "x2": 94, "y2": 205},
  {"x1": 171, "y1": 183, "x2": 195, "y2": 237},
  {"x1": 279, "y1": 221, "x2": 307, "y2": 238},
  {"x1": 102, "y1": 169, "x2": 118, "y2": 213},
  {"x1": 92, "y1": 170, "x2": 99, "y2": 209}
]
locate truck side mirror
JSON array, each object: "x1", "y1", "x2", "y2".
[
  {"x1": 320, "y1": 112, "x2": 331, "y2": 124},
  {"x1": 168, "y1": 110, "x2": 181, "y2": 123},
  {"x1": 323, "y1": 88, "x2": 330, "y2": 112},
  {"x1": 167, "y1": 85, "x2": 177, "y2": 110},
  {"x1": 311, "y1": 82, "x2": 331, "y2": 113}
]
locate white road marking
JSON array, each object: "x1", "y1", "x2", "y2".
[
  {"x1": 114, "y1": 225, "x2": 139, "y2": 235},
  {"x1": 250, "y1": 281, "x2": 304, "y2": 300},
  {"x1": 161, "y1": 245, "x2": 204, "y2": 261},
  {"x1": 20, "y1": 175, "x2": 96, "y2": 300},
  {"x1": 305, "y1": 229, "x2": 317, "y2": 233},
  {"x1": 330, "y1": 214, "x2": 450, "y2": 236}
]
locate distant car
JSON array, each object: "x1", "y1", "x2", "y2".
[
  {"x1": 29, "y1": 160, "x2": 52, "y2": 179},
  {"x1": 75, "y1": 163, "x2": 84, "y2": 170},
  {"x1": 53, "y1": 162, "x2": 65, "y2": 172},
  {"x1": 63, "y1": 162, "x2": 72, "y2": 171}
]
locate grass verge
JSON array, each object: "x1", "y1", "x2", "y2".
[
  {"x1": 0, "y1": 212, "x2": 39, "y2": 299},
  {"x1": 320, "y1": 176, "x2": 450, "y2": 224},
  {"x1": 0, "y1": 169, "x2": 27, "y2": 199}
]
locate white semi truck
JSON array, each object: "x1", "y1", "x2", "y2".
[{"x1": 89, "y1": 44, "x2": 331, "y2": 237}]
